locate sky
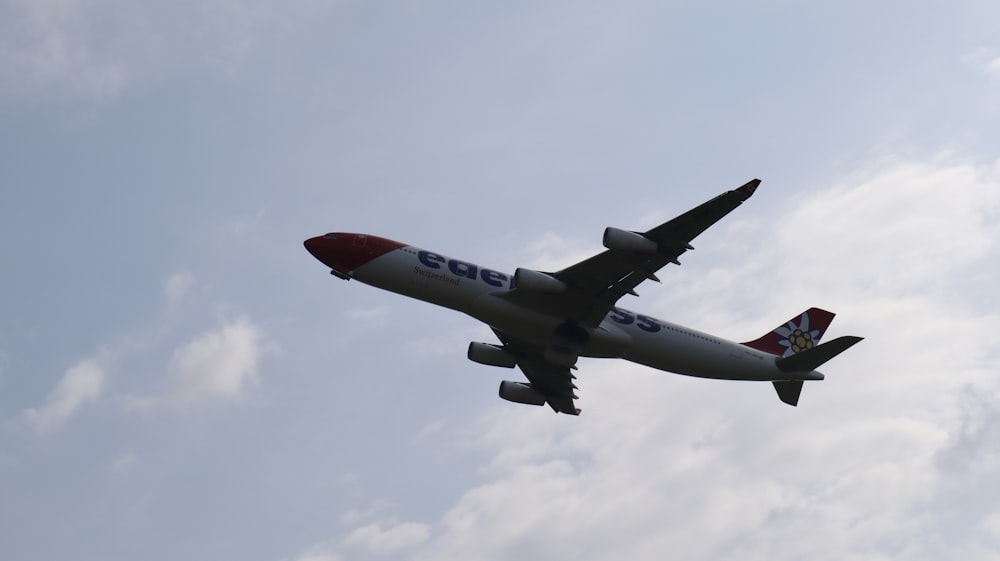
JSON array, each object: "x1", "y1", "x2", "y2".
[{"x1": 2, "y1": 1, "x2": 1000, "y2": 560}]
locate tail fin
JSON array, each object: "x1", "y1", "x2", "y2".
[
  {"x1": 741, "y1": 307, "x2": 836, "y2": 357},
  {"x1": 742, "y1": 308, "x2": 860, "y2": 407}
]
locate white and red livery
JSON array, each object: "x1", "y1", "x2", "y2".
[{"x1": 305, "y1": 180, "x2": 862, "y2": 414}]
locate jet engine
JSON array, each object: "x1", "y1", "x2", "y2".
[
  {"x1": 513, "y1": 268, "x2": 567, "y2": 293},
  {"x1": 467, "y1": 342, "x2": 517, "y2": 368},
  {"x1": 498, "y1": 380, "x2": 546, "y2": 406},
  {"x1": 602, "y1": 227, "x2": 658, "y2": 254}
]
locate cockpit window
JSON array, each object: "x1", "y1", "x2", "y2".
[{"x1": 324, "y1": 233, "x2": 338, "y2": 239}]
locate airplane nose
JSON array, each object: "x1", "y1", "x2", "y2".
[
  {"x1": 305, "y1": 232, "x2": 406, "y2": 278},
  {"x1": 304, "y1": 236, "x2": 340, "y2": 270},
  {"x1": 304, "y1": 234, "x2": 356, "y2": 279},
  {"x1": 303, "y1": 236, "x2": 325, "y2": 259}
]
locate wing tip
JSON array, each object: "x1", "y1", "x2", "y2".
[{"x1": 734, "y1": 178, "x2": 761, "y2": 199}]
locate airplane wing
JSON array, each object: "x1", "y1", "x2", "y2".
[
  {"x1": 492, "y1": 328, "x2": 580, "y2": 415},
  {"x1": 491, "y1": 180, "x2": 759, "y2": 413},
  {"x1": 503, "y1": 179, "x2": 760, "y2": 326},
  {"x1": 517, "y1": 359, "x2": 579, "y2": 415}
]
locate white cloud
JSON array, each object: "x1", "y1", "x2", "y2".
[
  {"x1": 771, "y1": 159, "x2": 999, "y2": 294},
  {"x1": 163, "y1": 271, "x2": 196, "y2": 310},
  {"x1": 165, "y1": 317, "x2": 264, "y2": 402},
  {"x1": 521, "y1": 231, "x2": 600, "y2": 271},
  {"x1": 0, "y1": 0, "x2": 125, "y2": 101},
  {"x1": 110, "y1": 452, "x2": 137, "y2": 473},
  {"x1": 0, "y1": 0, "x2": 330, "y2": 102},
  {"x1": 340, "y1": 500, "x2": 393, "y2": 526},
  {"x1": 961, "y1": 47, "x2": 1000, "y2": 81},
  {"x1": 985, "y1": 57, "x2": 1000, "y2": 79},
  {"x1": 122, "y1": 317, "x2": 269, "y2": 410},
  {"x1": 24, "y1": 358, "x2": 105, "y2": 432},
  {"x1": 341, "y1": 520, "x2": 431, "y2": 556},
  {"x1": 281, "y1": 518, "x2": 429, "y2": 561},
  {"x1": 280, "y1": 543, "x2": 343, "y2": 561},
  {"x1": 120, "y1": 317, "x2": 268, "y2": 411},
  {"x1": 978, "y1": 513, "x2": 1000, "y2": 539}
]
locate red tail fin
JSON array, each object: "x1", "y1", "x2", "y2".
[{"x1": 742, "y1": 308, "x2": 836, "y2": 357}]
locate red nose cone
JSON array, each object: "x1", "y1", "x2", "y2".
[
  {"x1": 304, "y1": 233, "x2": 405, "y2": 276},
  {"x1": 303, "y1": 236, "x2": 330, "y2": 262}
]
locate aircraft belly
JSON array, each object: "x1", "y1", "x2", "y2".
[
  {"x1": 467, "y1": 293, "x2": 564, "y2": 342},
  {"x1": 351, "y1": 251, "x2": 807, "y2": 382},
  {"x1": 622, "y1": 324, "x2": 781, "y2": 381},
  {"x1": 582, "y1": 322, "x2": 632, "y2": 358}
]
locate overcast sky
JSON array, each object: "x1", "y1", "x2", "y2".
[{"x1": 2, "y1": 1, "x2": 1000, "y2": 560}]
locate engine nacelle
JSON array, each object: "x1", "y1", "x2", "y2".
[
  {"x1": 602, "y1": 227, "x2": 658, "y2": 254},
  {"x1": 498, "y1": 380, "x2": 546, "y2": 407},
  {"x1": 513, "y1": 268, "x2": 567, "y2": 293},
  {"x1": 467, "y1": 342, "x2": 517, "y2": 368}
]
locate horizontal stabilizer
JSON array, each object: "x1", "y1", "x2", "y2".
[
  {"x1": 772, "y1": 381, "x2": 803, "y2": 406},
  {"x1": 776, "y1": 336, "x2": 864, "y2": 373}
]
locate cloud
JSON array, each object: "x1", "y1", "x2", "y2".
[
  {"x1": 165, "y1": 317, "x2": 265, "y2": 402},
  {"x1": 163, "y1": 271, "x2": 196, "y2": 310},
  {"x1": 281, "y1": 544, "x2": 343, "y2": 561},
  {"x1": 962, "y1": 47, "x2": 1000, "y2": 81},
  {"x1": 340, "y1": 500, "x2": 394, "y2": 526},
  {"x1": 771, "y1": 159, "x2": 999, "y2": 294},
  {"x1": 281, "y1": 518, "x2": 429, "y2": 561},
  {"x1": 20, "y1": 277, "x2": 266, "y2": 427},
  {"x1": 342, "y1": 520, "x2": 431, "y2": 556},
  {"x1": 0, "y1": 0, "x2": 125, "y2": 101},
  {"x1": 110, "y1": 452, "x2": 137, "y2": 473},
  {"x1": 0, "y1": 0, "x2": 329, "y2": 102},
  {"x1": 985, "y1": 57, "x2": 1000, "y2": 79},
  {"x1": 520, "y1": 231, "x2": 600, "y2": 271},
  {"x1": 126, "y1": 317, "x2": 269, "y2": 409},
  {"x1": 937, "y1": 386, "x2": 1000, "y2": 475},
  {"x1": 24, "y1": 358, "x2": 106, "y2": 432}
]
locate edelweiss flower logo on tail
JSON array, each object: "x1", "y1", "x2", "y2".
[
  {"x1": 741, "y1": 308, "x2": 835, "y2": 356},
  {"x1": 775, "y1": 312, "x2": 821, "y2": 357}
]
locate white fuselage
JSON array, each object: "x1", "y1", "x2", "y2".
[{"x1": 353, "y1": 245, "x2": 815, "y2": 382}]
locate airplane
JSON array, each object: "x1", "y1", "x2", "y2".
[{"x1": 304, "y1": 180, "x2": 862, "y2": 415}]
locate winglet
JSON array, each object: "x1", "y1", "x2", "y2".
[{"x1": 734, "y1": 178, "x2": 761, "y2": 199}]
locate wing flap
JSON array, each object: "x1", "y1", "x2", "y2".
[
  {"x1": 492, "y1": 328, "x2": 580, "y2": 415},
  {"x1": 518, "y1": 359, "x2": 580, "y2": 415}
]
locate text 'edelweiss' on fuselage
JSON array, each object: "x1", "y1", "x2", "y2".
[{"x1": 304, "y1": 180, "x2": 863, "y2": 415}]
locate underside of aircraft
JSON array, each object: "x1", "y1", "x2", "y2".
[{"x1": 305, "y1": 180, "x2": 862, "y2": 414}]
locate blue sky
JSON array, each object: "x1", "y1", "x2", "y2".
[{"x1": 2, "y1": 2, "x2": 1000, "y2": 560}]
